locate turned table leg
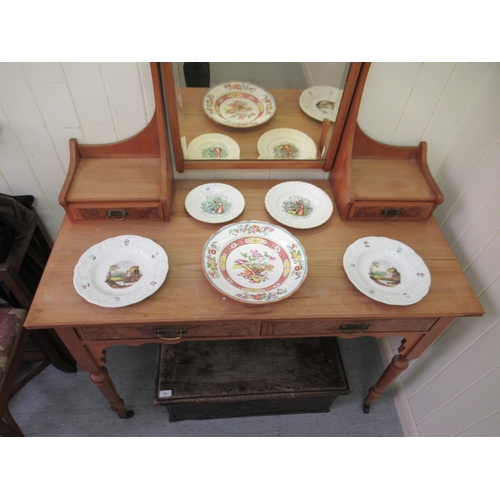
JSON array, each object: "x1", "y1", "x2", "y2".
[
  {"x1": 52, "y1": 329, "x2": 134, "y2": 419},
  {"x1": 363, "y1": 354, "x2": 409, "y2": 414},
  {"x1": 90, "y1": 366, "x2": 134, "y2": 419}
]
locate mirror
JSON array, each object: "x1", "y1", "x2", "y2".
[{"x1": 160, "y1": 62, "x2": 362, "y2": 173}]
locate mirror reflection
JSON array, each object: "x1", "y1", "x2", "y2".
[{"x1": 171, "y1": 62, "x2": 350, "y2": 163}]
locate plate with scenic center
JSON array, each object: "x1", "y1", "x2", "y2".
[
  {"x1": 299, "y1": 86, "x2": 343, "y2": 122},
  {"x1": 343, "y1": 236, "x2": 431, "y2": 305},
  {"x1": 73, "y1": 235, "x2": 169, "y2": 308},
  {"x1": 203, "y1": 221, "x2": 308, "y2": 303},
  {"x1": 265, "y1": 181, "x2": 334, "y2": 229}
]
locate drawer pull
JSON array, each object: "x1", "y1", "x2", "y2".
[
  {"x1": 155, "y1": 328, "x2": 186, "y2": 340},
  {"x1": 383, "y1": 208, "x2": 401, "y2": 219},
  {"x1": 107, "y1": 209, "x2": 128, "y2": 220},
  {"x1": 339, "y1": 324, "x2": 369, "y2": 334}
]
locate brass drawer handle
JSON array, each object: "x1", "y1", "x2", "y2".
[
  {"x1": 107, "y1": 209, "x2": 128, "y2": 220},
  {"x1": 339, "y1": 324, "x2": 369, "y2": 334},
  {"x1": 155, "y1": 328, "x2": 186, "y2": 340},
  {"x1": 383, "y1": 208, "x2": 401, "y2": 219}
]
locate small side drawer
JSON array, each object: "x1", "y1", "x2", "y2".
[
  {"x1": 265, "y1": 318, "x2": 438, "y2": 337},
  {"x1": 78, "y1": 321, "x2": 262, "y2": 341},
  {"x1": 348, "y1": 202, "x2": 435, "y2": 220},
  {"x1": 69, "y1": 202, "x2": 162, "y2": 222}
]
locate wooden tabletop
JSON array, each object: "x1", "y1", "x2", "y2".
[{"x1": 25, "y1": 180, "x2": 483, "y2": 329}]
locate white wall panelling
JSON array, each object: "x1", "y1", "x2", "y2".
[
  {"x1": 365, "y1": 62, "x2": 500, "y2": 437},
  {"x1": 1, "y1": 62, "x2": 498, "y2": 436},
  {"x1": 358, "y1": 62, "x2": 494, "y2": 174}
]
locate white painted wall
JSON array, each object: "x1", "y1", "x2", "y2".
[
  {"x1": 0, "y1": 62, "x2": 497, "y2": 436},
  {"x1": 358, "y1": 62, "x2": 500, "y2": 437},
  {"x1": 0, "y1": 62, "x2": 155, "y2": 239}
]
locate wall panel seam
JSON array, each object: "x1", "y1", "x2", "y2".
[
  {"x1": 448, "y1": 173, "x2": 500, "y2": 255},
  {"x1": 414, "y1": 363, "x2": 500, "y2": 426},
  {"x1": 438, "y1": 129, "x2": 500, "y2": 232},
  {"x1": 420, "y1": 63, "x2": 456, "y2": 143},
  {"x1": 404, "y1": 315, "x2": 497, "y2": 400},
  {"x1": 463, "y1": 236, "x2": 500, "y2": 290},
  {"x1": 99, "y1": 62, "x2": 120, "y2": 141},
  {"x1": 137, "y1": 62, "x2": 149, "y2": 121},
  {"x1": 20, "y1": 63, "x2": 67, "y2": 177},
  {"x1": 452, "y1": 407, "x2": 500, "y2": 436},
  {"x1": 433, "y1": 63, "x2": 497, "y2": 179},
  {"x1": 61, "y1": 63, "x2": 88, "y2": 144},
  {"x1": 390, "y1": 63, "x2": 423, "y2": 145},
  {"x1": 0, "y1": 99, "x2": 55, "y2": 220}
]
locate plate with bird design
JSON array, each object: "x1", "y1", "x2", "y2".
[
  {"x1": 185, "y1": 183, "x2": 245, "y2": 224},
  {"x1": 265, "y1": 181, "x2": 334, "y2": 229},
  {"x1": 343, "y1": 236, "x2": 431, "y2": 305},
  {"x1": 203, "y1": 81, "x2": 276, "y2": 128},
  {"x1": 73, "y1": 235, "x2": 169, "y2": 308},
  {"x1": 203, "y1": 221, "x2": 308, "y2": 303},
  {"x1": 187, "y1": 134, "x2": 240, "y2": 160},
  {"x1": 257, "y1": 128, "x2": 317, "y2": 159}
]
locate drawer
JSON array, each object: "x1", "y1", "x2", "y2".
[
  {"x1": 348, "y1": 202, "x2": 434, "y2": 220},
  {"x1": 265, "y1": 318, "x2": 438, "y2": 337},
  {"x1": 68, "y1": 202, "x2": 162, "y2": 222},
  {"x1": 78, "y1": 321, "x2": 262, "y2": 341}
]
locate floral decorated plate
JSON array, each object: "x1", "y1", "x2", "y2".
[
  {"x1": 299, "y1": 86, "x2": 343, "y2": 122},
  {"x1": 265, "y1": 181, "x2": 334, "y2": 229},
  {"x1": 185, "y1": 183, "x2": 245, "y2": 224},
  {"x1": 203, "y1": 221, "x2": 308, "y2": 304},
  {"x1": 343, "y1": 237, "x2": 431, "y2": 305},
  {"x1": 73, "y1": 235, "x2": 169, "y2": 308},
  {"x1": 187, "y1": 134, "x2": 240, "y2": 160},
  {"x1": 257, "y1": 128, "x2": 317, "y2": 159},
  {"x1": 203, "y1": 81, "x2": 276, "y2": 128}
]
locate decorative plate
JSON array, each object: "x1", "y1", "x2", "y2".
[
  {"x1": 343, "y1": 237, "x2": 431, "y2": 305},
  {"x1": 257, "y1": 128, "x2": 317, "y2": 159},
  {"x1": 73, "y1": 235, "x2": 169, "y2": 308},
  {"x1": 203, "y1": 82, "x2": 276, "y2": 128},
  {"x1": 187, "y1": 133, "x2": 240, "y2": 160},
  {"x1": 203, "y1": 221, "x2": 308, "y2": 304},
  {"x1": 299, "y1": 86, "x2": 343, "y2": 122},
  {"x1": 185, "y1": 183, "x2": 245, "y2": 223},
  {"x1": 265, "y1": 181, "x2": 334, "y2": 229}
]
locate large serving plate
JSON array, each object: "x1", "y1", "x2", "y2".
[
  {"x1": 343, "y1": 237, "x2": 431, "y2": 305},
  {"x1": 299, "y1": 86, "x2": 343, "y2": 122},
  {"x1": 257, "y1": 128, "x2": 317, "y2": 159},
  {"x1": 203, "y1": 221, "x2": 308, "y2": 303},
  {"x1": 185, "y1": 183, "x2": 245, "y2": 223},
  {"x1": 203, "y1": 82, "x2": 276, "y2": 128},
  {"x1": 187, "y1": 133, "x2": 240, "y2": 159},
  {"x1": 265, "y1": 181, "x2": 334, "y2": 229},
  {"x1": 73, "y1": 235, "x2": 169, "y2": 308}
]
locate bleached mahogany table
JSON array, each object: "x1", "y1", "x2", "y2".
[{"x1": 24, "y1": 180, "x2": 484, "y2": 418}]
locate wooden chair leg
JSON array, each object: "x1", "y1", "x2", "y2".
[{"x1": 1, "y1": 407, "x2": 24, "y2": 437}]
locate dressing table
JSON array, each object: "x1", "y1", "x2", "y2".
[
  {"x1": 24, "y1": 178, "x2": 483, "y2": 417},
  {"x1": 24, "y1": 63, "x2": 484, "y2": 419}
]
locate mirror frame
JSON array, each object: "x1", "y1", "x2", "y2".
[{"x1": 159, "y1": 62, "x2": 364, "y2": 173}]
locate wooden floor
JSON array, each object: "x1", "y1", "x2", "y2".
[{"x1": 8, "y1": 336, "x2": 403, "y2": 437}]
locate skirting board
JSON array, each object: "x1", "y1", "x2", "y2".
[{"x1": 376, "y1": 338, "x2": 420, "y2": 437}]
